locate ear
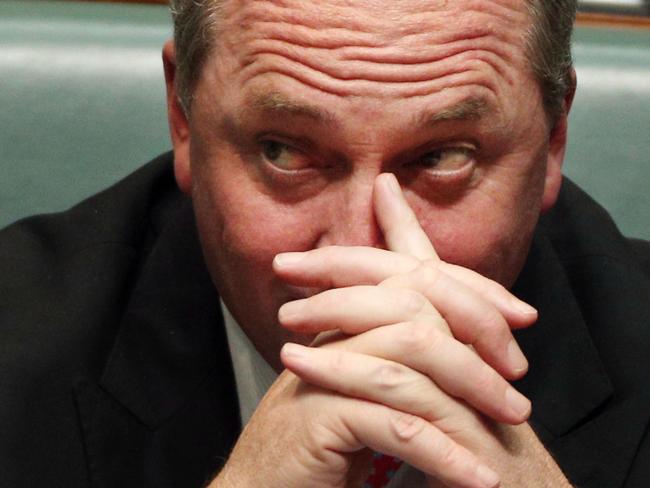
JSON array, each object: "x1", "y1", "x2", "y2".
[
  {"x1": 162, "y1": 39, "x2": 192, "y2": 195},
  {"x1": 541, "y1": 68, "x2": 577, "y2": 213}
]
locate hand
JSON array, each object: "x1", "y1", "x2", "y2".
[
  {"x1": 276, "y1": 173, "x2": 535, "y2": 423},
  {"x1": 272, "y1": 174, "x2": 569, "y2": 486},
  {"x1": 211, "y1": 174, "x2": 557, "y2": 488}
]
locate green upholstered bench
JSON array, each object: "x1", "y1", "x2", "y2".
[
  {"x1": 566, "y1": 26, "x2": 650, "y2": 241},
  {"x1": 1, "y1": 1, "x2": 649, "y2": 239},
  {"x1": 0, "y1": 0, "x2": 171, "y2": 229}
]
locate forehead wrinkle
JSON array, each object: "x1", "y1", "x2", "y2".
[
  {"x1": 222, "y1": 0, "x2": 530, "y2": 103},
  {"x1": 240, "y1": 46, "x2": 508, "y2": 98},
  {"x1": 231, "y1": 0, "x2": 527, "y2": 45},
  {"x1": 232, "y1": 9, "x2": 525, "y2": 91},
  {"x1": 242, "y1": 60, "x2": 500, "y2": 101},
  {"x1": 239, "y1": 31, "x2": 518, "y2": 94},
  {"x1": 234, "y1": 0, "x2": 383, "y2": 40}
]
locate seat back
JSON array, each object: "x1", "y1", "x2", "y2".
[{"x1": 568, "y1": 26, "x2": 650, "y2": 239}]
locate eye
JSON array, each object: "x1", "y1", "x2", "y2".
[
  {"x1": 260, "y1": 140, "x2": 310, "y2": 171},
  {"x1": 418, "y1": 147, "x2": 475, "y2": 174}
]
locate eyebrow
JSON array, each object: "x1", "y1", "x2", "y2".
[
  {"x1": 240, "y1": 91, "x2": 490, "y2": 129},
  {"x1": 414, "y1": 96, "x2": 491, "y2": 127},
  {"x1": 243, "y1": 91, "x2": 337, "y2": 125}
]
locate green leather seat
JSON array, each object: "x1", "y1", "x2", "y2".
[
  {"x1": 1, "y1": 1, "x2": 649, "y2": 239},
  {"x1": 0, "y1": 1, "x2": 171, "y2": 228},
  {"x1": 565, "y1": 27, "x2": 650, "y2": 240}
]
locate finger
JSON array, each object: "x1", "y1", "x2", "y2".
[
  {"x1": 442, "y1": 263, "x2": 537, "y2": 329},
  {"x1": 282, "y1": 345, "x2": 501, "y2": 488},
  {"x1": 273, "y1": 246, "x2": 537, "y2": 329},
  {"x1": 381, "y1": 264, "x2": 529, "y2": 379},
  {"x1": 279, "y1": 285, "x2": 446, "y2": 335},
  {"x1": 338, "y1": 323, "x2": 530, "y2": 424},
  {"x1": 282, "y1": 343, "x2": 463, "y2": 423},
  {"x1": 284, "y1": 319, "x2": 531, "y2": 425},
  {"x1": 373, "y1": 173, "x2": 439, "y2": 261},
  {"x1": 278, "y1": 263, "x2": 528, "y2": 379}
]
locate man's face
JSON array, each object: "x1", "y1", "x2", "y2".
[{"x1": 168, "y1": 0, "x2": 567, "y2": 364}]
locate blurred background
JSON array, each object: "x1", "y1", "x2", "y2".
[
  {"x1": 579, "y1": 0, "x2": 650, "y2": 15},
  {"x1": 1, "y1": 0, "x2": 649, "y2": 240}
]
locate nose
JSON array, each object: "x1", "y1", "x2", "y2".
[{"x1": 315, "y1": 173, "x2": 386, "y2": 249}]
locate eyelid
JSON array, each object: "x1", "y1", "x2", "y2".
[
  {"x1": 256, "y1": 132, "x2": 316, "y2": 153},
  {"x1": 434, "y1": 141, "x2": 479, "y2": 153},
  {"x1": 414, "y1": 143, "x2": 478, "y2": 164}
]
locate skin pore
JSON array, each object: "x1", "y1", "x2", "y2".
[{"x1": 167, "y1": 0, "x2": 567, "y2": 372}]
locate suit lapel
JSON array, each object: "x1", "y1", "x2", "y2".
[
  {"x1": 76, "y1": 199, "x2": 240, "y2": 486},
  {"x1": 513, "y1": 231, "x2": 613, "y2": 438},
  {"x1": 513, "y1": 229, "x2": 649, "y2": 487}
]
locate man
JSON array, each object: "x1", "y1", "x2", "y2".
[{"x1": 1, "y1": 0, "x2": 649, "y2": 487}]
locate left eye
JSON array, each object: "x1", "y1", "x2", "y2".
[
  {"x1": 418, "y1": 147, "x2": 474, "y2": 173},
  {"x1": 260, "y1": 140, "x2": 309, "y2": 170}
]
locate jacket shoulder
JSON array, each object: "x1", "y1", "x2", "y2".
[
  {"x1": 0, "y1": 151, "x2": 178, "y2": 375},
  {"x1": 0, "y1": 153, "x2": 180, "y2": 483},
  {"x1": 542, "y1": 177, "x2": 650, "y2": 392}
]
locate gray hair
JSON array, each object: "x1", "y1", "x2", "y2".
[
  {"x1": 169, "y1": 0, "x2": 577, "y2": 122},
  {"x1": 525, "y1": 0, "x2": 577, "y2": 121}
]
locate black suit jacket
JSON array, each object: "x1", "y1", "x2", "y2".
[{"x1": 1, "y1": 152, "x2": 649, "y2": 487}]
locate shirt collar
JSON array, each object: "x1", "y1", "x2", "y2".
[{"x1": 221, "y1": 299, "x2": 278, "y2": 427}]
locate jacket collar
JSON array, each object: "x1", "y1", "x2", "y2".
[
  {"x1": 513, "y1": 229, "x2": 614, "y2": 438},
  {"x1": 512, "y1": 215, "x2": 650, "y2": 487},
  {"x1": 98, "y1": 197, "x2": 238, "y2": 429}
]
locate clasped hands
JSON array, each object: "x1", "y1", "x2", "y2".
[{"x1": 215, "y1": 174, "x2": 565, "y2": 488}]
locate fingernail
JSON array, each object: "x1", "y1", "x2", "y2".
[
  {"x1": 281, "y1": 342, "x2": 308, "y2": 360},
  {"x1": 507, "y1": 340, "x2": 528, "y2": 374},
  {"x1": 477, "y1": 464, "x2": 500, "y2": 488},
  {"x1": 506, "y1": 388, "x2": 531, "y2": 420},
  {"x1": 278, "y1": 300, "x2": 305, "y2": 323},
  {"x1": 384, "y1": 173, "x2": 401, "y2": 196},
  {"x1": 274, "y1": 252, "x2": 304, "y2": 267},
  {"x1": 514, "y1": 299, "x2": 537, "y2": 317}
]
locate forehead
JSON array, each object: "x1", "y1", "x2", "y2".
[
  {"x1": 208, "y1": 0, "x2": 535, "y2": 117},
  {"x1": 218, "y1": 0, "x2": 531, "y2": 57},
  {"x1": 222, "y1": 0, "x2": 529, "y2": 34}
]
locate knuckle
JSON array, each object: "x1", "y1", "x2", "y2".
[
  {"x1": 438, "y1": 439, "x2": 464, "y2": 473},
  {"x1": 489, "y1": 279, "x2": 508, "y2": 297},
  {"x1": 328, "y1": 349, "x2": 349, "y2": 376},
  {"x1": 397, "y1": 321, "x2": 443, "y2": 355},
  {"x1": 399, "y1": 289, "x2": 429, "y2": 317},
  {"x1": 372, "y1": 362, "x2": 408, "y2": 391},
  {"x1": 475, "y1": 308, "x2": 509, "y2": 344},
  {"x1": 483, "y1": 308, "x2": 507, "y2": 334},
  {"x1": 472, "y1": 364, "x2": 500, "y2": 397},
  {"x1": 389, "y1": 411, "x2": 427, "y2": 443},
  {"x1": 415, "y1": 261, "x2": 443, "y2": 289}
]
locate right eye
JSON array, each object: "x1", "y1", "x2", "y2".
[{"x1": 260, "y1": 140, "x2": 311, "y2": 171}]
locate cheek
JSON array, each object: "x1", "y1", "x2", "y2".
[
  {"x1": 192, "y1": 165, "x2": 324, "y2": 273},
  {"x1": 412, "y1": 169, "x2": 544, "y2": 285}
]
